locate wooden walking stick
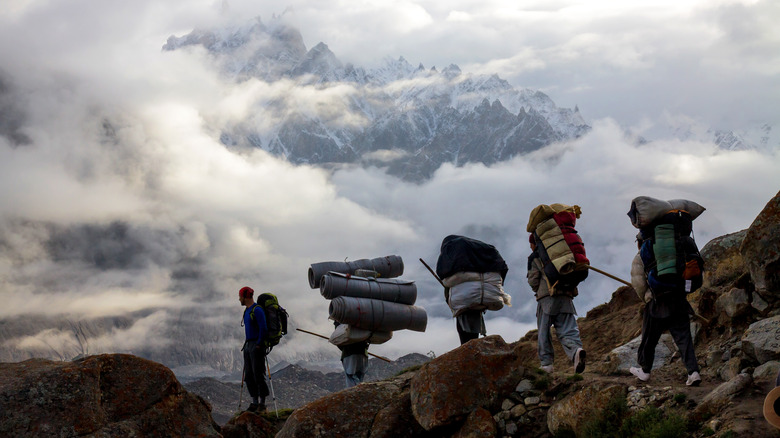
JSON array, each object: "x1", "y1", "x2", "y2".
[
  {"x1": 419, "y1": 258, "x2": 445, "y2": 287},
  {"x1": 296, "y1": 328, "x2": 393, "y2": 363},
  {"x1": 420, "y1": 258, "x2": 453, "y2": 304},
  {"x1": 587, "y1": 265, "x2": 632, "y2": 287}
]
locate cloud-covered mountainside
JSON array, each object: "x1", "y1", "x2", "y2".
[
  {"x1": 163, "y1": 18, "x2": 590, "y2": 182},
  {"x1": 1, "y1": 14, "x2": 779, "y2": 380},
  {"x1": 162, "y1": 17, "x2": 780, "y2": 182}
]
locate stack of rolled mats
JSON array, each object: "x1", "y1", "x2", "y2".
[{"x1": 308, "y1": 255, "x2": 428, "y2": 346}]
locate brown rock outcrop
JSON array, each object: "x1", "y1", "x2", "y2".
[
  {"x1": 741, "y1": 190, "x2": 780, "y2": 299},
  {"x1": 0, "y1": 353, "x2": 219, "y2": 437},
  {"x1": 700, "y1": 230, "x2": 748, "y2": 289},
  {"x1": 410, "y1": 335, "x2": 524, "y2": 431},
  {"x1": 452, "y1": 407, "x2": 497, "y2": 438},
  {"x1": 221, "y1": 411, "x2": 278, "y2": 438},
  {"x1": 275, "y1": 374, "x2": 414, "y2": 438}
]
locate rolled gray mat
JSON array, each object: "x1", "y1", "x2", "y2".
[
  {"x1": 329, "y1": 296, "x2": 427, "y2": 332},
  {"x1": 308, "y1": 255, "x2": 404, "y2": 289},
  {"x1": 320, "y1": 272, "x2": 417, "y2": 304}
]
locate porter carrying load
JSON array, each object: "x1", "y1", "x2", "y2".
[
  {"x1": 527, "y1": 204, "x2": 589, "y2": 294},
  {"x1": 435, "y1": 235, "x2": 509, "y2": 344},
  {"x1": 629, "y1": 196, "x2": 705, "y2": 297}
]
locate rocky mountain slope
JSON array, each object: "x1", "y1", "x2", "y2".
[
  {"x1": 270, "y1": 189, "x2": 780, "y2": 437},
  {"x1": 163, "y1": 17, "x2": 590, "y2": 182},
  {"x1": 4, "y1": 190, "x2": 779, "y2": 437}
]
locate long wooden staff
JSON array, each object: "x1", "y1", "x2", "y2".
[
  {"x1": 296, "y1": 328, "x2": 393, "y2": 363},
  {"x1": 587, "y1": 265, "x2": 631, "y2": 286},
  {"x1": 419, "y1": 258, "x2": 445, "y2": 287}
]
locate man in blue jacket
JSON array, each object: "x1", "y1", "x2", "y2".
[{"x1": 239, "y1": 286, "x2": 269, "y2": 412}]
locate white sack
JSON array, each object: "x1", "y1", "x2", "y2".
[
  {"x1": 328, "y1": 324, "x2": 393, "y2": 346},
  {"x1": 443, "y1": 272, "x2": 511, "y2": 317}
]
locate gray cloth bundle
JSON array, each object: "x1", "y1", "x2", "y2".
[
  {"x1": 329, "y1": 296, "x2": 428, "y2": 332},
  {"x1": 308, "y1": 255, "x2": 404, "y2": 289},
  {"x1": 320, "y1": 272, "x2": 417, "y2": 305},
  {"x1": 628, "y1": 196, "x2": 706, "y2": 229}
]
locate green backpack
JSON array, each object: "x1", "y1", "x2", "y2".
[{"x1": 255, "y1": 293, "x2": 288, "y2": 352}]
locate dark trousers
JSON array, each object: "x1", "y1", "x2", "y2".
[
  {"x1": 243, "y1": 340, "x2": 269, "y2": 400},
  {"x1": 637, "y1": 305, "x2": 699, "y2": 374},
  {"x1": 457, "y1": 324, "x2": 479, "y2": 345}
]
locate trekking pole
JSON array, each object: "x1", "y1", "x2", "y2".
[
  {"x1": 419, "y1": 258, "x2": 445, "y2": 287},
  {"x1": 295, "y1": 328, "x2": 393, "y2": 363},
  {"x1": 237, "y1": 361, "x2": 245, "y2": 412},
  {"x1": 265, "y1": 357, "x2": 279, "y2": 418}
]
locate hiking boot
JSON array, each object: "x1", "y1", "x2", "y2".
[
  {"x1": 540, "y1": 365, "x2": 554, "y2": 373},
  {"x1": 630, "y1": 366, "x2": 650, "y2": 382},
  {"x1": 574, "y1": 348, "x2": 586, "y2": 374},
  {"x1": 257, "y1": 403, "x2": 267, "y2": 412},
  {"x1": 246, "y1": 403, "x2": 259, "y2": 413},
  {"x1": 686, "y1": 371, "x2": 702, "y2": 387}
]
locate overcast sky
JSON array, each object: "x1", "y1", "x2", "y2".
[{"x1": 1, "y1": 0, "x2": 779, "y2": 368}]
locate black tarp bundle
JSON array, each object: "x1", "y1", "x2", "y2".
[
  {"x1": 308, "y1": 255, "x2": 404, "y2": 289},
  {"x1": 435, "y1": 235, "x2": 508, "y2": 281}
]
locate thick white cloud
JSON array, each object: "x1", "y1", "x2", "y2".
[{"x1": 0, "y1": 0, "x2": 778, "y2": 367}]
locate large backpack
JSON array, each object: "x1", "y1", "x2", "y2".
[
  {"x1": 638, "y1": 210, "x2": 704, "y2": 298},
  {"x1": 531, "y1": 210, "x2": 589, "y2": 295},
  {"x1": 255, "y1": 293, "x2": 289, "y2": 353}
]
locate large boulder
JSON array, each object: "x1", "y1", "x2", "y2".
[
  {"x1": 0, "y1": 354, "x2": 220, "y2": 438},
  {"x1": 700, "y1": 230, "x2": 748, "y2": 289},
  {"x1": 690, "y1": 373, "x2": 753, "y2": 423},
  {"x1": 221, "y1": 412, "x2": 278, "y2": 438},
  {"x1": 547, "y1": 383, "x2": 626, "y2": 435},
  {"x1": 452, "y1": 407, "x2": 497, "y2": 438},
  {"x1": 276, "y1": 374, "x2": 417, "y2": 438},
  {"x1": 741, "y1": 315, "x2": 780, "y2": 364},
  {"x1": 715, "y1": 288, "x2": 751, "y2": 319},
  {"x1": 369, "y1": 386, "x2": 429, "y2": 438},
  {"x1": 603, "y1": 334, "x2": 675, "y2": 374},
  {"x1": 410, "y1": 335, "x2": 524, "y2": 431},
  {"x1": 576, "y1": 287, "x2": 644, "y2": 373},
  {"x1": 741, "y1": 190, "x2": 780, "y2": 299}
]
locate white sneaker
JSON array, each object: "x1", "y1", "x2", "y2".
[
  {"x1": 541, "y1": 365, "x2": 554, "y2": 373},
  {"x1": 630, "y1": 366, "x2": 650, "y2": 382},
  {"x1": 573, "y1": 348, "x2": 586, "y2": 374},
  {"x1": 686, "y1": 371, "x2": 702, "y2": 387}
]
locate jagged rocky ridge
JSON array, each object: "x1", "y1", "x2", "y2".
[{"x1": 162, "y1": 17, "x2": 590, "y2": 182}]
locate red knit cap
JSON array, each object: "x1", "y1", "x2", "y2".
[{"x1": 239, "y1": 286, "x2": 254, "y2": 298}]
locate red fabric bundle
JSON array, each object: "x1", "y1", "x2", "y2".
[{"x1": 553, "y1": 211, "x2": 589, "y2": 265}]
